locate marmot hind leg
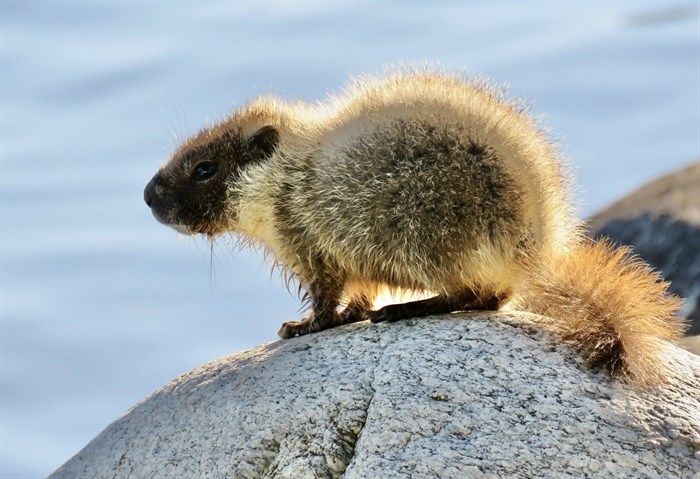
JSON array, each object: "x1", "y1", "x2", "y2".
[{"x1": 368, "y1": 289, "x2": 511, "y2": 323}]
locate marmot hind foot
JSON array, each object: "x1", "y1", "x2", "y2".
[{"x1": 369, "y1": 290, "x2": 510, "y2": 323}]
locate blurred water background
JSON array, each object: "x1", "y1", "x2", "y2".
[{"x1": 1, "y1": 2, "x2": 698, "y2": 477}]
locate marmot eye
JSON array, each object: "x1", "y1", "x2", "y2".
[{"x1": 192, "y1": 161, "x2": 218, "y2": 181}]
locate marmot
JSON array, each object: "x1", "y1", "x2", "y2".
[{"x1": 144, "y1": 70, "x2": 685, "y2": 384}]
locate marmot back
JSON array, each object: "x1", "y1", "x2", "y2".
[{"x1": 144, "y1": 70, "x2": 685, "y2": 385}]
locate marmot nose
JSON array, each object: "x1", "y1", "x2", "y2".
[{"x1": 144, "y1": 176, "x2": 158, "y2": 208}]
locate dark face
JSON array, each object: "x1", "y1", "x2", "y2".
[{"x1": 143, "y1": 125, "x2": 278, "y2": 237}]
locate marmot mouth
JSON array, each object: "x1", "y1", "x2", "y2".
[
  {"x1": 170, "y1": 224, "x2": 195, "y2": 236},
  {"x1": 149, "y1": 209, "x2": 195, "y2": 236}
]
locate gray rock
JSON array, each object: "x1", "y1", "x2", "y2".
[
  {"x1": 49, "y1": 315, "x2": 699, "y2": 479},
  {"x1": 587, "y1": 161, "x2": 700, "y2": 232}
]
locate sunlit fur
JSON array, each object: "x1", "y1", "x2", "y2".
[
  {"x1": 166, "y1": 69, "x2": 685, "y2": 385},
  {"x1": 512, "y1": 240, "x2": 684, "y2": 385},
  {"x1": 236, "y1": 71, "x2": 575, "y2": 296}
]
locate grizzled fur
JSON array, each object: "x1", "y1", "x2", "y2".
[{"x1": 145, "y1": 70, "x2": 685, "y2": 385}]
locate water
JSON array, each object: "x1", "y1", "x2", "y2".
[{"x1": 1, "y1": 2, "x2": 698, "y2": 477}]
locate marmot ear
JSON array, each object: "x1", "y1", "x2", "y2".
[{"x1": 248, "y1": 126, "x2": 279, "y2": 161}]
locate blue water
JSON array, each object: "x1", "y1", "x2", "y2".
[{"x1": 1, "y1": 2, "x2": 698, "y2": 477}]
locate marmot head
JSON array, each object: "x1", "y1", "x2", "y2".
[{"x1": 144, "y1": 124, "x2": 279, "y2": 237}]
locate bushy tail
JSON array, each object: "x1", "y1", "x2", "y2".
[{"x1": 515, "y1": 240, "x2": 686, "y2": 385}]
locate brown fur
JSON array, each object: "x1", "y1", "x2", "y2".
[
  {"x1": 514, "y1": 240, "x2": 685, "y2": 384},
  {"x1": 144, "y1": 69, "x2": 686, "y2": 385}
]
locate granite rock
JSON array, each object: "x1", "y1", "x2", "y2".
[{"x1": 49, "y1": 315, "x2": 700, "y2": 479}]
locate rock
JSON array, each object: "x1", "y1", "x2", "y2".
[
  {"x1": 588, "y1": 161, "x2": 700, "y2": 232},
  {"x1": 48, "y1": 315, "x2": 700, "y2": 479}
]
